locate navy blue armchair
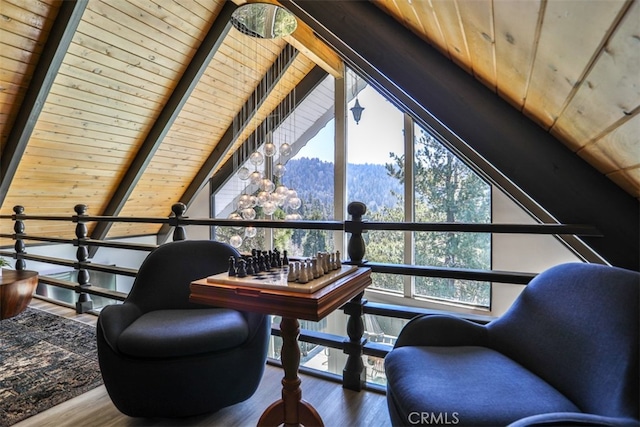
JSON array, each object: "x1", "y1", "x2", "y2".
[
  {"x1": 97, "y1": 240, "x2": 270, "y2": 418},
  {"x1": 385, "y1": 263, "x2": 639, "y2": 426}
]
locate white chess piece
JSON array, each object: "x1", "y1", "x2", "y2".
[{"x1": 298, "y1": 261, "x2": 309, "y2": 283}]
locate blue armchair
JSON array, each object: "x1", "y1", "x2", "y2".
[
  {"x1": 97, "y1": 240, "x2": 271, "y2": 418},
  {"x1": 385, "y1": 263, "x2": 639, "y2": 426}
]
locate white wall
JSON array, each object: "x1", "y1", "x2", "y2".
[{"x1": 490, "y1": 186, "x2": 583, "y2": 315}]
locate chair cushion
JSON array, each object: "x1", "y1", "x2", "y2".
[
  {"x1": 118, "y1": 308, "x2": 249, "y2": 358},
  {"x1": 385, "y1": 346, "x2": 580, "y2": 426}
]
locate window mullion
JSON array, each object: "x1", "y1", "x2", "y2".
[{"x1": 403, "y1": 113, "x2": 415, "y2": 298}]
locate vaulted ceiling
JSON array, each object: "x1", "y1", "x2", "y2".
[{"x1": 1, "y1": 0, "x2": 638, "y2": 269}]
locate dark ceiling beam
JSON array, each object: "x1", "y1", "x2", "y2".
[
  {"x1": 0, "y1": 0, "x2": 88, "y2": 205},
  {"x1": 284, "y1": 0, "x2": 639, "y2": 271},
  {"x1": 88, "y1": 2, "x2": 237, "y2": 249}
]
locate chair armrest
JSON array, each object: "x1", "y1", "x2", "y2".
[
  {"x1": 508, "y1": 412, "x2": 640, "y2": 427},
  {"x1": 394, "y1": 314, "x2": 488, "y2": 348},
  {"x1": 97, "y1": 303, "x2": 142, "y2": 352}
]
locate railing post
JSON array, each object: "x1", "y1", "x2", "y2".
[
  {"x1": 74, "y1": 204, "x2": 93, "y2": 313},
  {"x1": 171, "y1": 202, "x2": 187, "y2": 241},
  {"x1": 13, "y1": 205, "x2": 27, "y2": 270},
  {"x1": 346, "y1": 202, "x2": 367, "y2": 265},
  {"x1": 342, "y1": 291, "x2": 367, "y2": 391}
]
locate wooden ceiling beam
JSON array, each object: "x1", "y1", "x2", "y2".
[
  {"x1": 89, "y1": 1, "x2": 238, "y2": 247},
  {"x1": 283, "y1": 0, "x2": 639, "y2": 270},
  {"x1": 0, "y1": 0, "x2": 88, "y2": 206}
]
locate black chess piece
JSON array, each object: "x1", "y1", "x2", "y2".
[
  {"x1": 274, "y1": 249, "x2": 282, "y2": 267},
  {"x1": 245, "y1": 257, "x2": 255, "y2": 275},
  {"x1": 283, "y1": 250, "x2": 289, "y2": 265},
  {"x1": 236, "y1": 259, "x2": 247, "y2": 278},
  {"x1": 228, "y1": 256, "x2": 236, "y2": 276},
  {"x1": 258, "y1": 253, "x2": 267, "y2": 272},
  {"x1": 252, "y1": 257, "x2": 259, "y2": 275}
]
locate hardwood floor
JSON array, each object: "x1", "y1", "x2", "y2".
[{"x1": 15, "y1": 298, "x2": 391, "y2": 427}]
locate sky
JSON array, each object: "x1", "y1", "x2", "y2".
[{"x1": 295, "y1": 85, "x2": 405, "y2": 165}]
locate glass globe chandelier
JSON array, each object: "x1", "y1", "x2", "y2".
[{"x1": 226, "y1": 3, "x2": 303, "y2": 248}]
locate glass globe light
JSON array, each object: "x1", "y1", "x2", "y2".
[
  {"x1": 273, "y1": 163, "x2": 286, "y2": 177},
  {"x1": 237, "y1": 194, "x2": 251, "y2": 209},
  {"x1": 257, "y1": 191, "x2": 269, "y2": 206},
  {"x1": 237, "y1": 166, "x2": 250, "y2": 180},
  {"x1": 249, "y1": 195, "x2": 258, "y2": 207},
  {"x1": 230, "y1": 234, "x2": 243, "y2": 248},
  {"x1": 288, "y1": 196, "x2": 302, "y2": 210},
  {"x1": 228, "y1": 212, "x2": 243, "y2": 230},
  {"x1": 241, "y1": 207, "x2": 256, "y2": 220},
  {"x1": 280, "y1": 142, "x2": 292, "y2": 157},
  {"x1": 249, "y1": 151, "x2": 264, "y2": 166},
  {"x1": 286, "y1": 189, "x2": 298, "y2": 199},
  {"x1": 245, "y1": 226, "x2": 257, "y2": 238},
  {"x1": 263, "y1": 201, "x2": 277, "y2": 216},
  {"x1": 286, "y1": 213, "x2": 301, "y2": 221},
  {"x1": 260, "y1": 178, "x2": 275, "y2": 193},
  {"x1": 264, "y1": 142, "x2": 276, "y2": 157},
  {"x1": 249, "y1": 170, "x2": 262, "y2": 185},
  {"x1": 275, "y1": 184, "x2": 288, "y2": 196}
]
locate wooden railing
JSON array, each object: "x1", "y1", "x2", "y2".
[{"x1": 0, "y1": 201, "x2": 601, "y2": 392}]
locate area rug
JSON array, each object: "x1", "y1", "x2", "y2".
[{"x1": 0, "y1": 307, "x2": 102, "y2": 426}]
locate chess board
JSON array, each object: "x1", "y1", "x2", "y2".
[{"x1": 207, "y1": 265, "x2": 358, "y2": 293}]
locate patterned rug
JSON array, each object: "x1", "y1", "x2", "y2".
[{"x1": 0, "y1": 307, "x2": 103, "y2": 426}]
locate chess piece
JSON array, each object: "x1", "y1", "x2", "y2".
[
  {"x1": 274, "y1": 249, "x2": 282, "y2": 267},
  {"x1": 236, "y1": 259, "x2": 247, "y2": 278},
  {"x1": 336, "y1": 251, "x2": 342, "y2": 268},
  {"x1": 258, "y1": 253, "x2": 267, "y2": 272},
  {"x1": 298, "y1": 261, "x2": 309, "y2": 284},
  {"x1": 330, "y1": 252, "x2": 337, "y2": 270},
  {"x1": 228, "y1": 256, "x2": 236, "y2": 276},
  {"x1": 282, "y1": 250, "x2": 289, "y2": 265},
  {"x1": 311, "y1": 258, "x2": 320, "y2": 279},
  {"x1": 288, "y1": 262, "x2": 297, "y2": 282},
  {"x1": 316, "y1": 252, "x2": 325, "y2": 275},
  {"x1": 245, "y1": 257, "x2": 255, "y2": 275}
]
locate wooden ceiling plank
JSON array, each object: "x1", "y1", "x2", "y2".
[
  {"x1": 457, "y1": 0, "x2": 496, "y2": 89},
  {"x1": 55, "y1": 61, "x2": 166, "y2": 103},
  {"x1": 0, "y1": 0, "x2": 88, "y2": 208},
  {"x1": 128, "y1": 0, "x2": 211, "y2": 41},
  {"x1": 430, "y1": 0, "x2": 472, "y2": 73},
  {"x1": 552, "y1": 0, "x2": 639, "y2": 147},
  {"x1": 492, "y1": 0, "x2": 541, "y2": 109},
  {"x1": 52, "y1": 72, "x2": 163, "y2": 111},
  {"x1": 91, "y1": 1, "x2": 238, "y2": 244},
  {"x1": 36, "y1": 113, "x2": 145, "y2": 139},
  {"x1": 524, "y1": 0, "x2": 628, "y2": 128},
  {"x1": 95, "y1": 0, "x2": 199, "y2": 49},
  {"x1": 68, "y1": 33, "x2": 174, "y2": 80}
]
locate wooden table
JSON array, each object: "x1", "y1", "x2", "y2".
[
  {"x1": 0, "y1": 269, "x2": 39, "y2": 320},
  {"x1": 190, "y1": 266, "x2": 371, "y2": 427}
]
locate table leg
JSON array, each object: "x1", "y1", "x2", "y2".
[{"x1": 258, "y1": 317, "x2": 324, "y2": 427}]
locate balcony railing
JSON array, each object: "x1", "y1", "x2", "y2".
[{"x1": 0, "y1": 201, "x2": 601, "y2": 392}]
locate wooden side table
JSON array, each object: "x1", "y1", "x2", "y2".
[
  {"x1": 0, "y1": 269, "x2": 39, "y2": 320},
  {"x1": 190, "y1": 266, "x2": 372, "y2": 427}
]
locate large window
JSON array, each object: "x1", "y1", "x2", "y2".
[
  {"x1": 212, "y1": 70, "x2": 491, "y2": 307},
  {"x1": 345, "y1": 71, "x2": 491, "y2": 306}
]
